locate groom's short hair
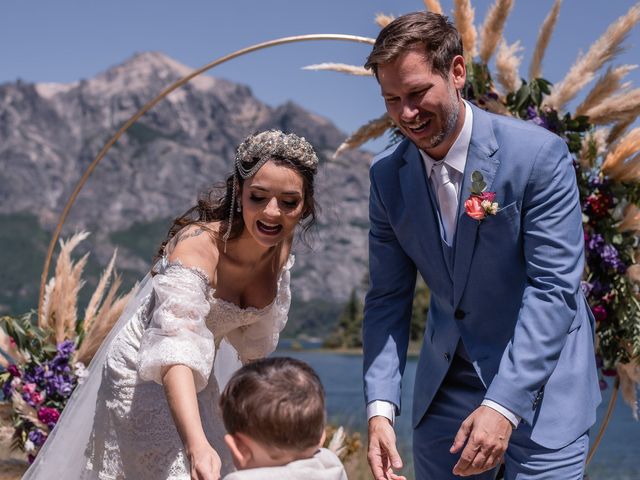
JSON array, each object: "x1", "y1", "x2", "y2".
[
  {"x1": 220, "y1": 357, "x2": 325, "y2": 450},
  {"x1": 365, "y1": 11, "x2": 463, "y2": 79}
]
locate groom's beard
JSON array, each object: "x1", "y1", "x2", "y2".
[{"x1": 424, "y1": 83, "x2": 460, "y2": 150}]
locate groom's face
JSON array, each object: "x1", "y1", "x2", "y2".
[{"x1": 378, "y1": 48, "x2": 466, "y2": 160}]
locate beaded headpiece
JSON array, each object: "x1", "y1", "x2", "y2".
[{"x1": 222, "y1": 130, "x2": 319, "y2": 248}]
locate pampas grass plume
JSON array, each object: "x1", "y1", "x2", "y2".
[
  {"x1": 424, "y1": 0, "x2": 443, "y2": 15},
  {"x1": 453, "y1": 0, "x2": 478, "y2": 62},
  {"x1": 495, "y1": 40, "x2": 523, "y2": 94},
  {"x1": 479, "y1": 0, "x2": 514, "y2": 63},
  {"x1": 529, "y1": 0, "x2": 562, "y2": 80},
  {"x1": 303, "y1": 63, "x2": 372, "y2": 77},
  {"x1": 374, "y1": 13, "x2": 395, "y2": 29},
  {"x1": 545, "y1": 3, "x2": 640, "y2": 110},
  {"x1": 334, "y1": 113, "x2": 395, "y2": 158}
]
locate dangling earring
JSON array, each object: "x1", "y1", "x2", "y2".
[
  {"x1": 223, "y1": 174, "x2": 239, "y2": 253},
  {"x1": 236, "y1": 201, "x2": 242, "y2": 213}
]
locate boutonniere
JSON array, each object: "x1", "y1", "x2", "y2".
[{"x1": 464, "y1": 171, "x2": 499, "y2": 220}]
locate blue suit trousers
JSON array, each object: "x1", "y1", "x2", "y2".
[{"x1": 413, "y1": 353, "x2": 589, "y2": 480}]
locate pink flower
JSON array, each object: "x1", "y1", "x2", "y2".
[
  {"x1": 22, "y1": 383, "x2": 37, "y2": 395},
  {"x1": 37, "y1": 406, "x2": 60, "y2": 426},
  {"x1": 480, "y1": 191, "x2": 496, "y2": 203},
  {"x1": 465, "y1": 195, "x2": 486, "y2": 220},
  {"x1": 30, "y1": 392, "x2": 45, "y2": 405}
]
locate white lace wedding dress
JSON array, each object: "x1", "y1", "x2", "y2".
[{"x1": 24, "y1": 255, "x2": 293, "y2": 480}]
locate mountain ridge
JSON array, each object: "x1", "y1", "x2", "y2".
[{"x1": 0, "y1": 51, "x2": 371, "y2": 317}]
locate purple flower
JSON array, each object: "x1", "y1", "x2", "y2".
[
  {"x1": 45, "y1": 374, "x2": 74, "y2": 398},
  {"x1": 56, "y1": 340, "x2": 75, "y2": 359},
  {"x1": 586, "y1": 233, "x2": 605, "y2": 254},
  {"x1": 601, "y1": 244, "x2": 627, "y2": 273},
  {"x1": 23, "y1": 365, "x2": 45, "y2": 385},
  {"x1": 525, "y1": 107, "x2": 549, "y2": 129},
  {"x1": 591, "y1": 280, "x2": 609, "y2": 297},
  {"x1": 599, "y1": 379, "x2": 608, "y2": 391},
  {"x1": 589, "y1": 177, "x2": 608, "y2": 189},
  {"x1": 49, "y1": 355, "x2": 71, "y2": 374},
  {"x1": 28, "y1": 429, "x2": 47, "y2": 447},
  {"x1": 2, "y1": 381, "x2": 12, "y2": 399},
  {"x1": 581, "y1": 281, "x2": 593, "y2": 296}
]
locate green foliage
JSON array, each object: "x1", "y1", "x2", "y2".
[
  {"x1": 324, "y1": 277, "x2": 431, "y2": 348},
  {"x1": 110, "y1": 217, "x2": 172, "y2": 261},
  {"x1": 0, "y1": 213, "x2": 49, "y2": 315},
  {"x1": 284, "y1": 296, "x2": 343, "y2": 339},
  {"x1": 411, "y1": 277, "x2": 430, "y2": 341},
  {"x1": 323, "y1": 289, "x2": 363, "y2": 348},
  {"x1": 0, "y1": 312, "x2": 55, "y2": 361},
  {"x1": 461, "y1": 60, "x2": 640, "y2": 373}
]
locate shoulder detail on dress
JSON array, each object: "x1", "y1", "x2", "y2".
[
  {"x1": 283, "y1": 254, "x2": 295, "y2": 273},
  {"x1": 163, "y1": 259, "x2": 211, "y2": 288}
]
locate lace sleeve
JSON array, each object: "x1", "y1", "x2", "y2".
[
  {"x1": 137, "y1": 264, "x2": 214, "y2": 392},
  {"x1": 226, "y1": 256, "x2": 293, "y2": 363}
]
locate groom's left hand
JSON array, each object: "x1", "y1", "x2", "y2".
[{"x1": 450, "y1": 405, "x2": 512, "y2": 476}]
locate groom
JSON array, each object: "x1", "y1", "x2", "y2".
[{"x1": 362, "y1": 12, "x2": 601, "y2": 480}]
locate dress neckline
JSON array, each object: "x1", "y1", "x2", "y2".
[{"x1": 163, "y1": 254, "x2": 295, "y2": 313}]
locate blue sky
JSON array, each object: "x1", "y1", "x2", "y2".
[{"x1": 1, "y1": 0, "x2": 639, "y2": 153}]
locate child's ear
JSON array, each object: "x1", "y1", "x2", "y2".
[
  {"x1": 319, "y1": 429, "x2": 327, "y2": 448},
  {"x1": 224, "y1": 433, "x2": 252, "y2": 469}
]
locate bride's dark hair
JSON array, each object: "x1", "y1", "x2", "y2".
[{"x1": 156, "y1": 130, "x2": 319, "y2": 260}]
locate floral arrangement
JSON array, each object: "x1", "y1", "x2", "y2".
[
  {"x1": 0, "y1": 316, "x2": 87, "y2": 462},
  {"x1": 464, "y1": 171, "x2": 499, "y2": 220},
  {"x1": 305, "y1": 0, "x2": 640, "y2": 417},
  {"x1": 0, "y1": 232, "x2": 134, "y2": 462}
]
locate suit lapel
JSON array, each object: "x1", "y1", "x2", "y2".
[
  {"x1": 399, "y1": 143, "x2": 450, "y2": 277},
  {"x1": 453, "y1": 105, "x2": 500, "y2": 306}
]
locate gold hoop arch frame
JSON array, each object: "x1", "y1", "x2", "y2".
[
  {"x1": 36, "y1": 32, "x2": 614, "y2": 468},
  {"x1": 38, "y1": 33, "x2": 374, "y2": 318}
]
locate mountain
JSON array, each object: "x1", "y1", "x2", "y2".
[{"x1": 0, "y1": 52, "x2": 372, "y2": 334}]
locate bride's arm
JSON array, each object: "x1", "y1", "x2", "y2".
[
  {"x1": 138, "y1": 225, "x2": 221, "y2": 479},
  {"x1": 162, "y1": 364, "x2": 221, "y2": 480}
]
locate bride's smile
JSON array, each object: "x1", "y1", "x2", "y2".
[{"x1": 240, "y1": 160, "x2": 306, "y2": 248}]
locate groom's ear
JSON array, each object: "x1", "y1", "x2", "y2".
[{"x1": 224, "y1": 433, "x2": 252, "y2": 469}]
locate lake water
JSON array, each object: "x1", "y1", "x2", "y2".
[{"x1": 276, "y1": 349, "x2": 640, "y2": 480}]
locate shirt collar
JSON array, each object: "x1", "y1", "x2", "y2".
[{"x1": 420, "y1": 100, "x2": 473, "y2": 178}]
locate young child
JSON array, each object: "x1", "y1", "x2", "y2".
[{"x1": 219, "y1": 357, "x2": 348, "y2": 480}]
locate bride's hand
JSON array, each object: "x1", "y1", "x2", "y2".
[{"x1": 187, "y1": 441, "x2": 222, "y2": 480}]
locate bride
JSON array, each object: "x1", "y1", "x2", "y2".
[{"x1": 23, "y1": 130, "x2": 319, "y2": 480}]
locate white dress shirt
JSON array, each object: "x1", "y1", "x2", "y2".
[{"x1": 367, "y1": 101, "x2": 520, "y2": 428}]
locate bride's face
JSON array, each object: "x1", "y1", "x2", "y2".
[{"x1": 240, "y1": 159, "x2": 306, "y2": 248}]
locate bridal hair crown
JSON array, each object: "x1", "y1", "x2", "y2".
[
  {"x1": 234, "y1": 129, "x2": 319, "y2": 178},
  {"x1": 223, "y1": 130, "x2": 319, "y2": 248}
]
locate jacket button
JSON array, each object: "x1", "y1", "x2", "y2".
[
  {"x1": 454, "y1": 309, "x2": 465, "y2": 320},
  {"x1": 444, "y1": 352, "x2": 451, "y2": 362}
]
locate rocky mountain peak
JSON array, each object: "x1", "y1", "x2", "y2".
[{"x1": 0, "y1": 51, "x2": 372, "y2": 311}]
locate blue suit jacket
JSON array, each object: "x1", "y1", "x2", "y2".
[{"x1": 363, "y1": 104, "x2": 601, "y2": 449}]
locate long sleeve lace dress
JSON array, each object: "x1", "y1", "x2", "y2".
[{"x1": 80, "y1": 255, "x2": 294, "y2": 479}]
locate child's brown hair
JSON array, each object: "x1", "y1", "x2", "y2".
[{"x1": 220, "y1": 357, "x2": 325, "y2": 450}]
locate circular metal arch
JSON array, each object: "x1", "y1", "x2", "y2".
[{"x1": 38, "y1": 33, "x2": 375, "y2": 317}]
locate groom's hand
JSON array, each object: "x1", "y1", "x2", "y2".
[
  {"x1": 367, "y1": 416, "x2": 406, "y2": 480},
  {"x1": 450, "y1": 405, "x2": 512, "y2": 476}
]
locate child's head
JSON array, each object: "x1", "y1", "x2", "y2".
[{"x1": 220, "y1": 357, "x2": 326, "y2": 469}]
